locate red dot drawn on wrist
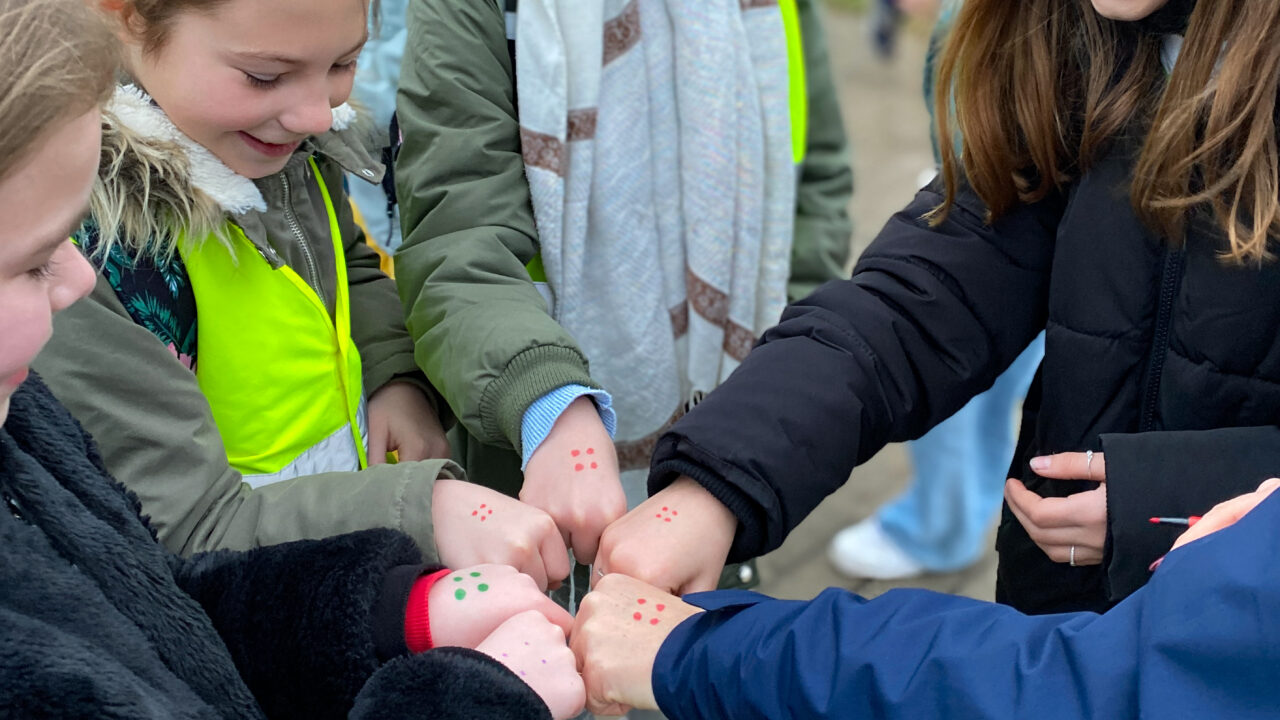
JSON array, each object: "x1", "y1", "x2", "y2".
[
  {"x1": 655, "y1": 506, "x2": 678, "y2": 522},
  {"x1": 571, "y1": 447, "x2": 598, "y2": 472},
  {"x1": 470, "y1": 503, "x2": 495, "y2": 522},
  {"x1": 633, "y1": 598, "x2": 666, "y2": 625}
]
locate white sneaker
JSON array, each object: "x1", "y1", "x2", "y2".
[{"x1": 828, "y1": 517, "x2": 926, "y2": 580}]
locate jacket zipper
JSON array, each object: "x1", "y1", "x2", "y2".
[
  {"x1": 1139, "y1": 248, "x2": 1186, "y2": 432},
  {"x1": 280, "y1": 172, "x2": 323, "y2": 295}
]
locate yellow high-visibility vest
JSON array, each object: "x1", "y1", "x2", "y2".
[{"x1": 179, "y1": 157, "x2": 368, "y2": 488}]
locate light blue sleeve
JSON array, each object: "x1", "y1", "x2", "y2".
[{"x1": 520, "y1": 385, "x2": 617, "y2": 469}]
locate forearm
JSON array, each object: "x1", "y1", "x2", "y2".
[
  {"x1": 173, "y1": 528, "x2": 434, "y2": 719},
  {"x1": 651, "y1": 184, "x2": 1057, "y2": 560}
]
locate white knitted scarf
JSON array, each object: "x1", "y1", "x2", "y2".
[{"x1": 517, "y1": 0, "x2": 794, "y2": 499}]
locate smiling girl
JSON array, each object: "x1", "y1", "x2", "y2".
[{"x1": 27, "y1": 0, "x2": 570, "y2": 586}]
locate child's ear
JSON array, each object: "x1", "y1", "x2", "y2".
[{"x1": 97, "y1": 1, "x2": 145, "y2": 49}]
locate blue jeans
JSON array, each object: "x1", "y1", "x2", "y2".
[{"x1": 879, "y1": 334, "x2": 1045, "y2": 572}]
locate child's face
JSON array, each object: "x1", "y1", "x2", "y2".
[
  {"x1": 126, "y1": 0, "x2": 368, "y2": 179},
  {"x1": 0, "y1": 109, "x2": 100, "y2": 427}
]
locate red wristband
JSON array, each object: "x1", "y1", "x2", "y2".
[{"x1": 405, "y1": 568, "x2": 452, "y2": 653}]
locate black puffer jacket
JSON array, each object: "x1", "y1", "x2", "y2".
[
  {"x1": 651, "y1": 126, "x2": 1280, "y2": 613},
  {"x1": 0, "y1": 375, "x2": 548, "y2": 719}
]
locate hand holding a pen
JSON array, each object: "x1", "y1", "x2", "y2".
[{"x1": 1168, "y1": 477, "x2": 1280, "y2": 552}]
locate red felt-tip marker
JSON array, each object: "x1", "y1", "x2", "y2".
[{"x1": 1148, "y1": 516, "x2": 1201, "y2": 526}]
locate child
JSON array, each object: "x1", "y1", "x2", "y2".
[
  {"x1": 597, "y1": 0, "x2": 1280, "y2": 615},
  {"x1": 0, "y1": 0, "x2": 582, "y2": 717},
  {"x1": 30, "y1": 0, "x2": 569, "y2": 589}
]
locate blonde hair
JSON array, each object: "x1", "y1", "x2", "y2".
[
  {"x1": 932, "y1": 0, "x2": 1280, "y2": 265},
  {"x1": 0, "y1": 0, "x2": 117, "y2": 180}
]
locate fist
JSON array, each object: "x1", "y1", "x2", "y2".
[
  {"x1": 595, "y1": 477, "x2": 737, "y2": 594},
  {"x1": 477, "y1": 610, "x2": 586, "y2": 720},
  {"x1": 428, "y1": 564, "x2": 572, "y2": 650},
  {"x1": 432, "y1": 479, "x2": 571, "y2": 590},
  {"x1": 521, "y1": 397, "x2": 627, "y2": 565},
  {"x1": 571, "y1": 574, "x2": 702, "y2": 716}
]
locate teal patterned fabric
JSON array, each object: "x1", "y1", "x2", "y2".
[{"x1": 78, "y1": 223, "x2": 198, "y2": 371}]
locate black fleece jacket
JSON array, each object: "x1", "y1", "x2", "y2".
[{"x1": 0, "y1": 374, "x2": 548, "y2": 719}]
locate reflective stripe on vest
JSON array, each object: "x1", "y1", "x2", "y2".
[
  {"x1": 179, "y1": 157, "x2": 368, "y2": 488},
  {"x1": 779, "y1": 0, "x2": 808, "y2": 165}
]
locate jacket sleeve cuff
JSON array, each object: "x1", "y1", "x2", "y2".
[
  {"x1": 649, "y1": 436, "x2": 764, "y2": 563},
  {"x1": 480, "y1": 345, "x2": 598, "y2": 451},
  {"x1": 373, "y1": 563, "x2": 436, "y2": 661},
  {"x1": 519, "y1": 385, "x2": 616, "y2": 469},
  {"x1": 1101, "y1": 426, "x2": 1280, "y2": 602},
  {"x1": 404, "y1": 568, "x2": 453, "y2": 653}
]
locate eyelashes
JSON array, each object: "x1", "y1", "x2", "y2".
[{"x1": 242, "y1": 62, "x2": 356, "y2": 90}]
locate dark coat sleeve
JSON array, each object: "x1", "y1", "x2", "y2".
[
  {"x1": 171, "y1": 528, "x2": 446, "y2": 720},
  {"x1": 650, "y1": 182, "x2": 1063, "y2": 561},
  {"x1": 652, "y1": 491, "x2": 1280, "y2": 720},
  {"x1": 1100, "y1": 425, "x2": 1280, "y2": 601},
  {"x1": 352, "y1": 647, "x2": 550, "y2": 720}
]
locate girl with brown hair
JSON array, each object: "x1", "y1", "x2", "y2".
[{"x1": 592, "y1": 0, "x2": 1280, "y2": 615}]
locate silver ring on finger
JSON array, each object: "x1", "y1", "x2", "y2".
[
  {"x1": 594, "y1": 566, "x2": 606, "y2": 579},
  {"x1": 1069, "y1": 545, "x2": 1077, "y2": 567},
  {"x1": 1085, "y1": 450, "x2": 1094, "y2": 481}
]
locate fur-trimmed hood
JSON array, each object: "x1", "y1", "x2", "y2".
[{"x1": 91, "y1": 84, "x2": 382, "y2": 259}]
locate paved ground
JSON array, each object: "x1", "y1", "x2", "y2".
[{"x1": 754, "y1": 5, "x2": 999, "y2": 604}]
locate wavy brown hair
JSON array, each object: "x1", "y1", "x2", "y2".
[
  {"x1": 932, "y1": 0, "x2": 1280, "y2": 265},
  {"x1": 0, "y1": 0, "x2": 117, "y2": 179}
]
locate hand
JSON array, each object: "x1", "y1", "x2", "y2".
[
  {"x1": 432, "y1": 479, "x2": 571, "y2": 590},
  {"x1": 1004, "y1": 451, "x2": 1108, "y2": 566},
  {"x1": 427, "y1": 564, "x2": 573, "y2": 650},
  {"x1": 521, "y1": 397, "x2": 627, "y2": 565},
  {"x1": 572, "y1": 574, "x2": 703, "y2": 716},
  {"x1": 595, "y1": 476, "x2": 737, "y2": 595},
  {"x1": 476, "y1": 610, "x2": 586, "y2": 720},
  {"x1": 1170, "y1": 478, "x2": 1280, "y2": 551},
  {"x1": 367, "y1": 381, "x2": 450, "y2": 463}
]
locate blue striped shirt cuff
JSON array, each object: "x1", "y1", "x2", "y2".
[{"x1": 521, "y1": 385, "x2": 617, "y2": 469}]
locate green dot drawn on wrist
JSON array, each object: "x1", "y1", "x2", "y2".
[{"x1": 451, "y1": 571, "x2": 492, "y2": 600}]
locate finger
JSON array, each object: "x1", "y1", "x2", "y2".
[
  {"x1": 1172, "y1": 487, "x2": 1276, "y2": 550},
  {"x1": 368, "y1": 429, "x2": 388, "y2": 466},
  {"x1": 1029, "y1": 452, "x2": 1107, "y2": 482},
  {"x1": 540, "y1": 526, "x2": 572, "y2": 588},
  {"x1": 569, "y1": 524, "x2": 602, "y2": 566},
  {"x1": 680, "y1": 565, "x2": 721, "y2": 595},
  {"x1": 533, "y1": 592, "x2": 575, "y2": 638},
  {"x1": 1039, "y1": 543, "x2": 1104, "y2": 566},
  {"x1": 1004, "y1": 482, "x2": 1087, "y2": 548},
  {"x1": 521, "y1": 548, "x2": 550, "y2": 592},
  {"x1": 1006, "y1": 479, "x2": 1103, "y2": 530}
]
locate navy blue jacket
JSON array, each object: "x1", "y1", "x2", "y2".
[{"x1": 653, "y1": 491, "x2": 1280, "y2": 720}]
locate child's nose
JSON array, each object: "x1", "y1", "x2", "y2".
[{"x1": 279, "y1": 94, "x2": 336, "y2": 137}]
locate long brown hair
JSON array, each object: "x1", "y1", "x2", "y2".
[
  {"x1": 0, "y1": 0, "x2": 117, "y2": 179},
  {"x1": 933, "y1": 0, "x2": 1280, "y2": 265}
]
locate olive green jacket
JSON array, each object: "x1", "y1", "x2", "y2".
[
  {"x1": 395, "y1": 0, "x2": 852, "y2": 483},
  {"x1": 34, "y1": 94, "x2": 456, "y2": 557}
]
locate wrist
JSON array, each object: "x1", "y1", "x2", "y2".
[{"x1": 405, "y1": 568, "x2": 453, "y2": 652}]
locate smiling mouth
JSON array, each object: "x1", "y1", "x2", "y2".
[{"x1": 238, "y1": 131, "x2": 302, "y2": 158}]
